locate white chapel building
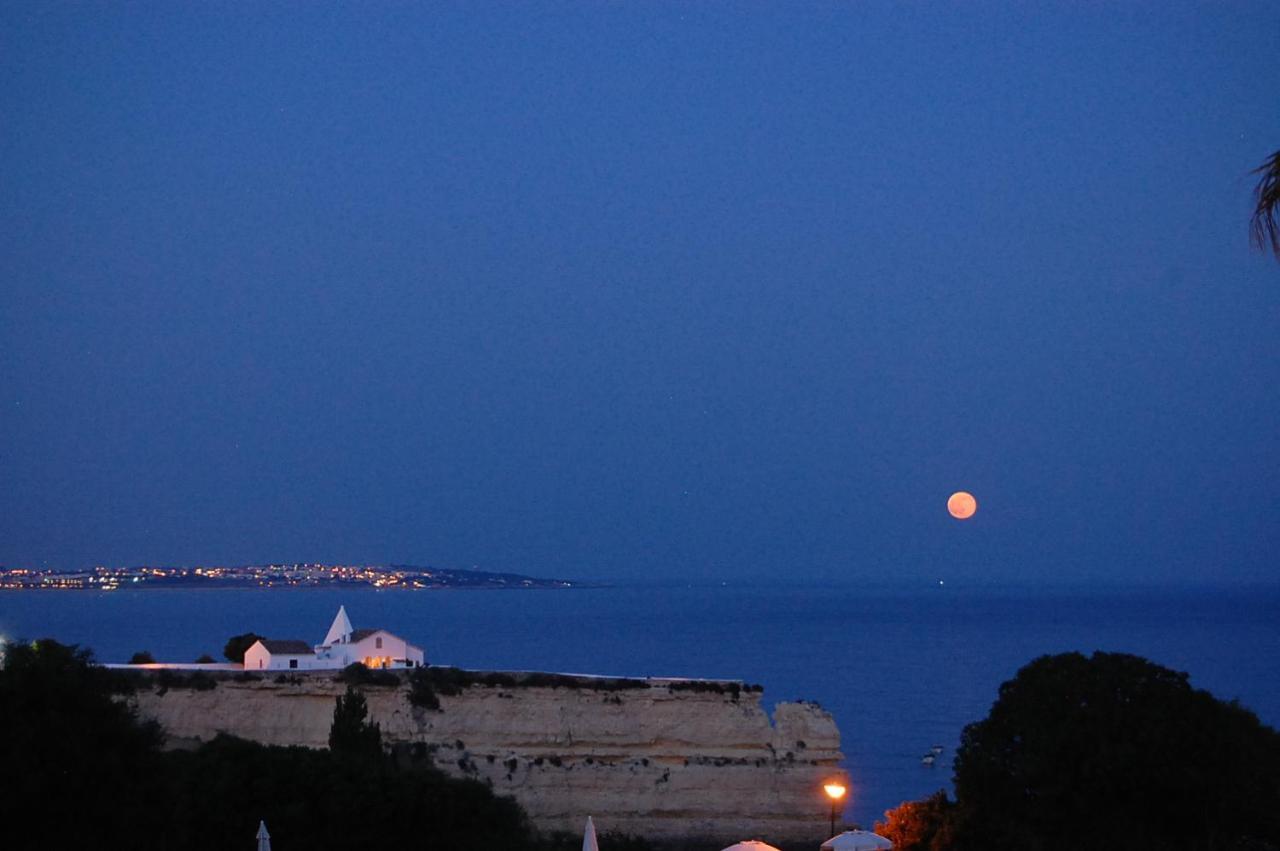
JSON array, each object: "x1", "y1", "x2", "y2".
[{"x1": 243, "y1": 606, "x2": 425, "y2": 672}]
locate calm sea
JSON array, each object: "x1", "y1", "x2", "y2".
[{"x1": 2, "y1": 582, "x2": 1277, "y2": 827}]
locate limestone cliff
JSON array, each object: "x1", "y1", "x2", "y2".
[{"x1": 130, "y1": 671, "x2": 844, "y2": 845}]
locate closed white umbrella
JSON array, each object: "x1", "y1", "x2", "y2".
[
  {"x1": 256, "y1": 820, "x2": 271, "y2": 851},
  {"x1": 819, "y1": 829, "x2": 892, "y2": 851},
  {"x1": 583, "y1": 816, "x2": 600, "y2": 851}
]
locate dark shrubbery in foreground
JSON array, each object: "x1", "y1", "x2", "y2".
[
  {"x1": 877, "y1": 652, "x2": 1280, "y2": 851},
  {"x1": 160, "y1": 734, "x2": 532, "y2": 851},
  {"x1": 0, "y1": 639, "x2": 168, "y2": 847},
  {"x1": 0, "y1": 638, "x2": 563, "y2": 851}
]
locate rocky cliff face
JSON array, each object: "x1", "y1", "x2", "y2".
[{"x1": 131, "y1": 671, "x2": 844, "y2": 845}]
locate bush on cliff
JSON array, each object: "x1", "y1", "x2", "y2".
[
  {"x1": 666, "y1": 680, "x2": 759, "y2": 699},
  {"x1": 222, "y1": 631, "x2": 265, "y2": 663},
  {"x1": 415, "y1": 665, "x2": 650, "y2": 695},
  {"x1": 337, "y1": 661, "x2": 401, "y2": 686},
  {"x1": 408, "y1": 665, "x2": 441, "y2": 709},
  {"x1": 156, "y1": 669, "x2": 218, "y2": 692}
]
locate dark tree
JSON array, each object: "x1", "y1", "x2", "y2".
[
  {"x1": 129, "y1": 650, "x2": 156, "y2": 664},
  {"x1": 1252, "y1": 149, "x2": 1280, "y2": 259},
  {"x1": 328, "y1": 685, "x2": 383, "y2": 759},
  {"x1": 953, "y1": 651, "x2": 1280, "y2": 851},
  {"x1": 875, "y1": 790, "x2": 957, "y2": 851},
  {"x1": 0, "y1": 639, "x2": 168, "y2": 847},
  {"x1": 222, "y1": 632, "x2": 265, "y2": 663}
]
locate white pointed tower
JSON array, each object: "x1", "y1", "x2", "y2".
[
  {"x1": 582, "y1": 816, "x2": 599, "y2": 851},
  {"x1": 323, "y1": 605, "x2": 354, "y2": 645}
]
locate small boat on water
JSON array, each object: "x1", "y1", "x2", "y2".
[
  {"x1": 930, "y1": 744, "x2": 944, "y2": 755},
  {"x1": 921, "y1": 754, "x2": 936, "y2": 766}
]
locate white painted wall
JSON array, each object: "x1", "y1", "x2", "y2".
[
  {"x1": 243, "y1": 641, "x2": 324, "y2": 671},
  {"x1": 346, "y1": 631, "x2": 424, "y2": 668}
]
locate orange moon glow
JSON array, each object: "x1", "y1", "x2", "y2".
[{"x1": 947, "y1": 491, "x2": 977, "y2": 520}]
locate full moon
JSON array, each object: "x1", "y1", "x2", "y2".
[{"x1": 947, "y1": 491, "x2": 977, "y2": 520}]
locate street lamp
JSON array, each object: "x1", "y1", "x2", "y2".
[{"x1": 823, "y1": 781, "x2": 847, "y2": 838}]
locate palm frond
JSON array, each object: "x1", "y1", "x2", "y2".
[{"x1": 1250, "y1": 149, "x2": 1280, "y2": 258}]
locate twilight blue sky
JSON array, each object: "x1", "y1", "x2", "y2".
[{"x1": 2, "y1": 4, "x2": 1278, "y2": 585}]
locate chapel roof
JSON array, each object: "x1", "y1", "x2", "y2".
[{"x1": 258, "y1": 639, "x2": 315, "y2": 655}]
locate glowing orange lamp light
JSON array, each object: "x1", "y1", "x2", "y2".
[{"x1": 823, "y1": 781, "x2": 847, "y2": 838}]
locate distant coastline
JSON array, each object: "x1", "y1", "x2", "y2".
[{"x1": 0, "y1": 563, "x2": 580, "y2": 592}]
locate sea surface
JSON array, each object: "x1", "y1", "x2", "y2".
[{"x1": 2, "y1": 582, "x2": 1277, "y2": 828}]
